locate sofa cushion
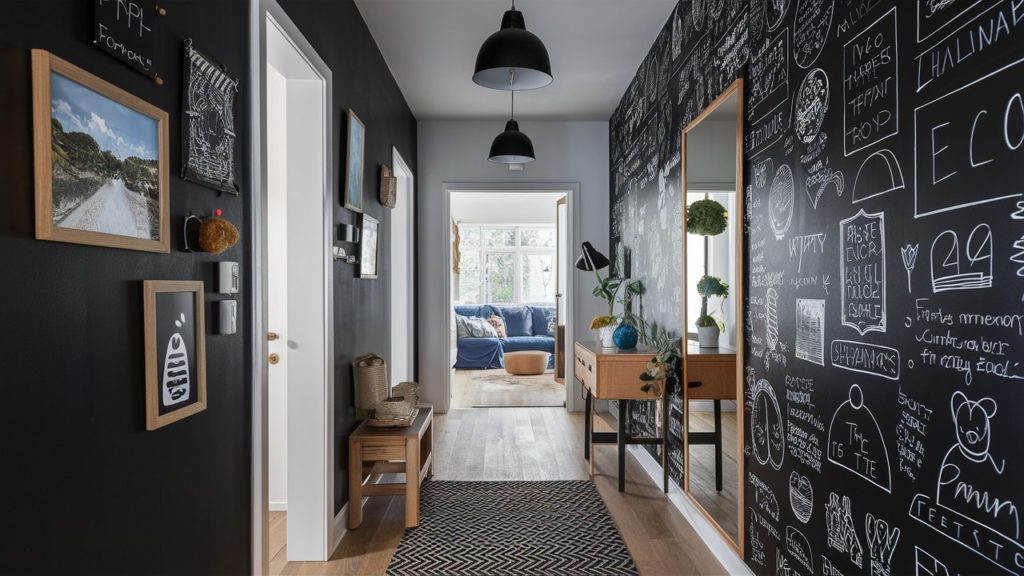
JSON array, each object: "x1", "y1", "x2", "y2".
[
  {"x1": 487, "y1": 315, "x2": 508, "y2": 338},
  {"x1": 499, "y1": 307, "x2": 533, "y2": 337},
  {"x1": 530, "y1": 306, "x2": 556, "y2": 337},
  {"x1": 455, "y1": 337, "x2": 504, "y2": 370},
  {"x1": 456, "y1": 315, "x2": 498, "y2": 338},
  {"x1": 454, "y1": 305, "x2": 486, "y2": 318},
  {"x1": 502, "y1": 335, "x2": 555, "y2": 353}
]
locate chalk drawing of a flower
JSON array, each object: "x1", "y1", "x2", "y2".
[{"x1": 901, "y1": 244, "x2": 919, "y2": 293}]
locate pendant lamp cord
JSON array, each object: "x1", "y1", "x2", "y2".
[{"x1": 509, "y1": 69, "x2": 516, "y2": 120}]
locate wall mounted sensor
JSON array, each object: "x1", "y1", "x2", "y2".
[
  {"x1": 218, "y1": 300, "x2": 237, "y2": 335},
  {"x1": 218, "y1": 261, "x2": 239, "y2": 294}
]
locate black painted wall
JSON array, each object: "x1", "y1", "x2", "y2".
[
  {"x1": 612, "y1": 2, "x2": 1024, "y2": 575},
  {"x1": 609, "y1": 0, "x2": 749, "y2": 490},
  {"x1": 0, "y1": 1, "x2": 252, "y2": 574},
  {"x1": 277, "y1": 0, "x2": 418, "y2": 515}
]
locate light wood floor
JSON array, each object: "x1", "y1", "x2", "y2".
[
  {"x1": 687, "y1": 409, "x2": 739, "y2": 544},
  {"x1": 450, "y1": 368, "x2": 564, "y2": 408},
  {"x1": 270, "y1": 407, "x2": 727, "y2": 575}
]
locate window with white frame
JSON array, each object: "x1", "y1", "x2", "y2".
[{"x1": 456, "y1": 225, "x2": 556, "y2": 305}]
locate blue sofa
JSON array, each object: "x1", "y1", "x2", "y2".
[{"x1": 454, "y1": 304, "x2": 556, "y2": 370}]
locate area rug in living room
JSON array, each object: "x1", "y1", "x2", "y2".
[
  {"x1": 386, "y1": 480, "x2": 638, "y2": 576},
  {"x1": 460, "y1": 370, "x2": 564, "y2": 407}
]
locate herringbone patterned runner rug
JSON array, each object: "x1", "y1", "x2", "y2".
[{"x1": 386, "y1": 480, "x2": 638, "y2": 575}]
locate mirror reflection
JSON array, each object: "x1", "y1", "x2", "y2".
[{"x1": 683, "y1": 88, "x2": 742, "y2": 546}]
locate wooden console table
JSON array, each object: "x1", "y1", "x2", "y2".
[
  {"x1": 685, "y1": 342, "x2": 737, "y2": 492},
  {"x1": 348, "y1": 405, "x2": 433, "y2": 529},
  {"x1": 575, "y1": 341, "x2": 668, "y2": 493}
]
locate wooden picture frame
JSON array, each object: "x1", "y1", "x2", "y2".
[
  {"x1": 359, "y1": 213, "x2": 379, "y2": 279},
  {"x1": 32, "y1": 49, "x2": 170, "y2": 253},
  {"x1": 144, "y1": 281, "x2": 207, "y2": 430},
  {"x1": 344, "y1": 110, "x2": 365, "y2": 213}
]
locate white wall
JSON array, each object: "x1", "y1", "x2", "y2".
[
  {"x1": 417, "y1": 120, "x2": 609, "y2": 412},
  {"x1": 451, "y1": 191, "x2": 562, "y2": 224},
  {"x1": 267, "y1": 66, "x2": 289, "y2": 512}
]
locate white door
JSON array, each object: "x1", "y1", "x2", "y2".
[
  {"x1": 390, "y1": 149, "x2": 414, "y2": 383},
  {"x1": 263, "y1": 8, "x2": 335, "y2": 562}
]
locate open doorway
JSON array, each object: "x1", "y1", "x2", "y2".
[
  {"x1": 448, "y1": 191, "x2": 570, "y2": 408},
  {"x1": 251, "y1": 1, "x2": 336, "y2": 570}
]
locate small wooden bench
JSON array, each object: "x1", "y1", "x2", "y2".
[{"x1": 348, "y1": 405, "x2": 433, "y2": 529}]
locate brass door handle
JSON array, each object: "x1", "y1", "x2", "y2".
[
  {"x1": 268, "y1": 331, "x2": 280, "y2": 341},
  {"x1": 269, "y1": 353, "x2": 280, "y2": 365}
]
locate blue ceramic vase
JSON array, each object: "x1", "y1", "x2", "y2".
[{"x1": 612, "y1": 324, "x2": 638, "y2": 350}]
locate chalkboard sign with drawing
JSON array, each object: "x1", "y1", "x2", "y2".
[
  {"x1": 93, "y1": 0, "x2": 166, "y2": 84},
  {"x1": 144, "y1": 280, "x2": 206, "y2": 430}
]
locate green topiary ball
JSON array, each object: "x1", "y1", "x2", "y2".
[{"x1": 686, "y1": 199, "x2": 728, "y2": 236}]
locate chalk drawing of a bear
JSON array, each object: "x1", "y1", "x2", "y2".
[{"x1": 937, "y1": 391, "x2": 1018, "y2": 540}]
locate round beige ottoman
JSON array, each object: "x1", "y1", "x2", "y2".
[{"x1": 504, "y1": 351, "x2": 550, "y2": 376}]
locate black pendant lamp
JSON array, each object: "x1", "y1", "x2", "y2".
[
  {"x1": 489, "y1": 90, "x2": 535, "y2": 164},
  {"x1": 473, "y1": 1, "x2": 552, "y2": 90}
]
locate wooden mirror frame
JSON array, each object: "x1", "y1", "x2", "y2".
[{"x1": 680, "y1": 77, "x2": 745, "y2": 556}]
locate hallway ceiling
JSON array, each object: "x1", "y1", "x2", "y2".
[{"x1": 354, "y1": 0, "x2": 678, "y2": 121}]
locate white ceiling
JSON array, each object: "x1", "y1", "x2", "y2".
[{"x1": 354, "y1": 0, "x2": 678, "y2": 121}]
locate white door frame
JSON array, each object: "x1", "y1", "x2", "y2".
[
  {"x1": 390, "y1": 148, "x2": 415, "y2": 382},
  {"x1": 442, "y1": 182, "x2": 581, "y2": 413},
  {"x1": 250, "y1": 0, "x2": 336, "y2": 571}
]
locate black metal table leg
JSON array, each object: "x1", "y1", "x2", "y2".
[
  {"x1": 714, "y1": 399, "x2": 723, "y2": 492},
  {"x1": 584, "y1": 388, "x2": 592, "y2": 461},
  {"x1": 662, "y1": 394, "x2": 669, "y2": 493},
  {"x1": 618, "y1": 400, "x2": 627, "y2": 492}
]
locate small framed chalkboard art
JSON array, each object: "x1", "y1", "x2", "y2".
[
  {"x1": 93, "y1": 0, "x2": 166, "y2": 84},
  {"x1": 143, "y1": 280, "x2": 207, "y2": 430}
]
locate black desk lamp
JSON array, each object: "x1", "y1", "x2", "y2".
[{"x1": 574, "y1": 241, "x2": 610, "y2": 272}]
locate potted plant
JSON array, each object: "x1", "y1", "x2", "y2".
[
  {"x1": 686, "y1": 198, "x2": 728, "y2": 236},
  {"x1": 695, "y1": 274, "x2": 729, "y2": 348},
  {"x1": 613, "y1": 280, "x2": 644, "y2": 350},
  {"x1": 637, "y1": 319, "x2": 681, "y2": 398},
  {"x1": 589, "y1": 273, "x2": 622, "y2": 347}
]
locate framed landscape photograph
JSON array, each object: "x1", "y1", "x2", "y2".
[
  {"x1": 344, "y1": 110, "x2": 365, "y2": 213},
  {"x1": 360, "y1": 213, "x2": 379, "y2": 279},
  {"x1": 144, "y1": 281, "x2": 207, "y2": 430},
  {"x1": 32, "y1": 49, "x2": 170, "y2": 253}
]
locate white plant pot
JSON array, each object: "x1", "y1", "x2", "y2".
[
  {"x1": 599, "y1": 324, "x2": 618, "y2": 348},
  {"x1": 697, "y1": 325, "x2": 721, "y2": 348}
]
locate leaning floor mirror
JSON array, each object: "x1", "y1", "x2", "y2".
[{"x1": 681, "y1": 77, "x2": 745, "y2": 554}]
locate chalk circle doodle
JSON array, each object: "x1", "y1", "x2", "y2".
[
  {"x1": 909, "y1": 391, "x2": 1022, "y2": 575},
  {"x1": 852, "y1": 149, "x2": 905, "y2": 204},
  {"x1": 786, "y1": 525, "x2": 814, "y2": 573},
  {"x1": 751, "y1": 379, "x2": 785, "y2": 470},
  {"x1": 827, "y1": 384, "x2": 892, "y2": 493},
  {"x1": 769, "y1": 163, "x2": 795, "y2": 239},
  {"x1": 825, "y1": 491, "x2": 864, "y2": 568},
  {"x1": 840, "y1": 209, "x2": 887, "y2": 335},
  {"x1": 794, "y1": 68, "x2": 829, "y2": 144},
  {"x1": 794, "y1": 0, "x2": 835, "y2": 69},
  {"x1": 768, "y1": 0, "x2": 791, "y2": 31},
  {"x1": 766, "y1": 287, "x2": 780, "y2": 351},
  {"x1": 930, "y1": 223, "x2": 993, "y2": 293},
  {"x1": 865, "y1": 512, "x2": 901, "y2": 576},
  {"x1": 790, "y1": 471, "x2": 814, "y2": 523}
]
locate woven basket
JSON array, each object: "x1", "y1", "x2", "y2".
[{"x1": 353, "y1": 353, "x2": 388, "y2": 410}]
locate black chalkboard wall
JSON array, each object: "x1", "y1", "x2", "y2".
[{"x1": 610, "y1": 1, "x2": 1024, "y2": 574}]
